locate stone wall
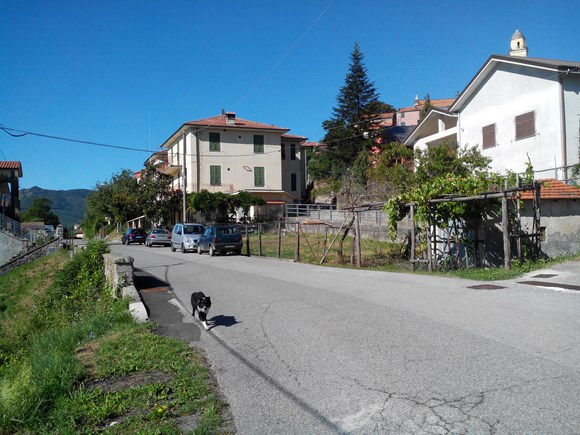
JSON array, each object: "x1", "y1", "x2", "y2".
[
  {"x1": 0, "y1": 238, "x2": 63, "y2": 276},
  {"x1": 102, "y1": 253, "x2": 134, "y2": 297},
  {"x1": 102, "y1": 253, "x2": 147, "y2": 323}
]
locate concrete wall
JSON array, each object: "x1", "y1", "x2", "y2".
[
  {"x1": 0, "y1": 231, "x2": 25, "y2": 266},
  {"x1": 292, "y1": 209, "x2": 412, "y2": 242},
  {"x1": 0, "y1": 238, "x2": 63, "y2": 276},
  {"x1": 521, "y1": 199, "x2": 580, "y2": 258}
]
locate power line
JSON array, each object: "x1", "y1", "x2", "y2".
[
  {"x1": 0, "y1": 124, "x2": 286, "y2": 159},
  {"x1": 0, "y1": 124, "x2": 154, "y2": 153},
  {"x1": 234, "y1": 0, "x2": 336, "y2": 108}
]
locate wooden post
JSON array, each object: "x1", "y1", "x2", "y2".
[
  {"x1": 410, "y1": 204, "x2": 416, "y2": 271},
  {"x1": 294, "y1": 223, "x2": 300, "y2": 262},
  {"x1": 426, "y1": 218, "x2": 433, "y2": 272},
  {"x1": 355, "y1": 211, "x2": 362, "y2": 267},
  {"x1": 533, "y1": 181, "x2": 542, "y2": 258},
  {"x1": 502, "y1": 193, "x2": 511, "y2": 269},
  {"x1": 277, "y1": 221, "x2": 282, "y2": 259},
  {"x1": 258, "y1": 223, "x2": 263, "y2": 256}
]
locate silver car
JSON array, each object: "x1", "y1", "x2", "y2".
[
  {"x1": 145, "y1": 228, "x2": 171, "y2": 247},
  {"x1": 171, "y1": 223, "x2": 205, "y2": 253}
]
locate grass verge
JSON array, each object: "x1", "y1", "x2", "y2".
[{"x1": 0, "y1": 241, "x2": 226, "y2": 434}]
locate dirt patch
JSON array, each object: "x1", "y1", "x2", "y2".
[{"x1": 85, "y1": 370, "x2": 175, "y2": 393}]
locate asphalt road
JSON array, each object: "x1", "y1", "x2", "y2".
[{"x1": 110, "y1": 243, "x2": 580, "y2": 434}]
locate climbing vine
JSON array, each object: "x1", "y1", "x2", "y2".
[{"x1": 384, "y1": 172, "x2": 507, "y2": 239}]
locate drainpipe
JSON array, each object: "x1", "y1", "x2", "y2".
[
  {"x1": 195, "y1": 129, "x2": 201, "y2": 193},
  {"x1": 558, "y1": 70, "x2": 569, "y2": 181}
]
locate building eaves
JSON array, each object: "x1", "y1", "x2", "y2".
[
  {"x1": 403, "y1": 109, "x2": 457, "y2": 146},
  {"x1": 451, "y1": 54, "x2": 580, "y2": 112}
]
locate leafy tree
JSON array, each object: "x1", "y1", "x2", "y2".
[
  {"x1": 188, "y1": 189, "x2": 265, "y2": 222},
  {"x1": 310, "y1": 42, "x2": 394, "y2": 184},
  {"x1": 21, "y1": 198, "x2": 60, "y2": 227},
  {"x1": 138, "y1": 163, "x2": 182, "y2": 225},
  {"x1": 414, "y1": 141, "x2": 491, "y2": 184},
  {"x1": 384, "y1": 142, "x2": 497, "y2": 238},
  {"x1": 367, "y1": 141, "x2": 415, "y2": 196},
  {"x1": 83, "y1": 169, "x2": 140, "y2": 236}
]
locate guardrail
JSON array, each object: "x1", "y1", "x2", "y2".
[
  {"x1": 0, "y1": 212, "x2": 30, "y2": 239},
  {"x1": 285, "y1": 203, "x2": 337, "y2": 219}
]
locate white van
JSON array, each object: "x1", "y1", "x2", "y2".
[{"x1": 171, "y1": 223, "x2": 205, "y2": 253}]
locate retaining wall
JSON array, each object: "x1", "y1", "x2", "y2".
[{"x1": 0, "y1": 238, "x2": 63, "y2": 276}]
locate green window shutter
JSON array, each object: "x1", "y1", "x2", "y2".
[
  {"x1": 210, "y1": 165, "x2": 221, "y2": 185},
  {"x1": 209, "y1": 132, "x2": 220, "y2": 152},
  {"x1": 253, "y1": 135, "x2": 264, "y2": 153},
  {"x1": 254, "y1": 167, "x2": 265, "y2": 187}
]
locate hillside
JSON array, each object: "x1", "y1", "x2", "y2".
[{"x1": 19, "y1": 186, "x2": 92, "y2": 228}]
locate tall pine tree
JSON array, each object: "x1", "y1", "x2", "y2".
[{"x1": 310, "y1": 42, "x2": 392, "y2": 184}]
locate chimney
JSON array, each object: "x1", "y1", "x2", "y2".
[{"x1": 225, "y1": 112, "x2": 236, "y2": 125}]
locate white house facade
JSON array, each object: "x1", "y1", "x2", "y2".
[
  {"x1": 405, "y1": 30, "x2": 580, "y2": 182},
  {"x1": 160, "y1": 112, "x2": 308, "y2": 208}
]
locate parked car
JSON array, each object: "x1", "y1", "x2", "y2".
[
  {"x1": 122, "y1": 228, "x2": 147, "y2": 245},
  {"x1": 145, "y1": 228, "x2": 171, "y2": 247},
  {"x1": 197, "y1": 224, "x2": 243, "y2": 256},
  {"x1": 171, "y1": 223, "x2": 205, "y2": 253}
]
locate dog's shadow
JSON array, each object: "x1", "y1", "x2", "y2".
[{"x1": 209, "y1": 315, "x2": 240, "y2": 328}]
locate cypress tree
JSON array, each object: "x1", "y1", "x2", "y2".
[{"x1": 311, "y1": 42, "x2": 392, "y2": 183}]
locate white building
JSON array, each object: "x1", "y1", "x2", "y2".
[
  {"x1": 406, "y1": 30, "x2": 580, "y2": 182},
  {"x1": 159, "y1": 112, "x2": 308, "y2": 218}
]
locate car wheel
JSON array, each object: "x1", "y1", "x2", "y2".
[
  {"x1": 209, "y1": 245, "x2": 215, "y2": 256},
  {"x1": 235, "y1": 249, "x2": 242, "y2": 255},
  {"x1": 181, "y1": 244, "x2": 186, "y2": 253},
  {"x1": 171, "y1": 243, "x2": 176, "y2": 252},
  {"x1": 197, "y1": 245, "x2": 203, "y2": 255}
]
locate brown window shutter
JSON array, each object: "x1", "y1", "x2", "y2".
[
  {"x1": 482, "y1": 124, "x2": 496, "y2": 149},
  {"x1": 515, "y1": 111, "x2": 535, "y2": 140}
]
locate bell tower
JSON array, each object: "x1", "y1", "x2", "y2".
[{"x1": 509, "y1": 29, "x2": 528, "y2": 57}]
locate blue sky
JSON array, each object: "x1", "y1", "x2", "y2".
[{"x1": 1, "y1": 0, "x2": 579, "y2": 191}]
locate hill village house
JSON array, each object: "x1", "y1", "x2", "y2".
[
  {"x1": 403, "y1": 30, "x2": 580, "y2": 258},
  {"x1": 142, "y1": 111, "x2": 313, "y2": 223}
]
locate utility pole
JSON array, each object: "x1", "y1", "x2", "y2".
[{"x1": 182, "y1": 128, "x2": 187, "y2": 222}]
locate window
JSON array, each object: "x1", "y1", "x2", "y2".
[
  {"x1": 253, "y1": 135, "x2": 264, "y2": 153},
  {"x1": 209, "y1": 132, "x2": 220, "y2": 152},
  {"x1": 401, "y1": 122, "x2": 406, "y2": 126},
  {"x1": 254, "y1": 167, "x2": 265, "y2": 187},
  {"x1": 291, "y1": 173, "x2": 297, "y2": 191},
  {"x1": 210, "y1": 165, "x2": 221, "y2": 185},
  {"x1": 290, "y1": 144, "x2": 296, "y2": 160},
  {"x1": 515, "y1": 111, "x2": 535, "y2": 140},
  {"x1": 482, "y1": 124, "x2": 496, "y2": 149},
  {"x1": 281, "y1": 144, "x2": 286, "y2": 160}
]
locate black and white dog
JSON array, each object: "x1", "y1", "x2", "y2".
[{"x1": 191, "y1": 291, "x2": 212, "y2": 330}]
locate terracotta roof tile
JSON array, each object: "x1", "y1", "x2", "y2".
[
  {"x1": 0, "y1": 161, "x2": 23, "y2": 176},
  {"x1": 0, "y1": 161, "x2": 22, "y2": 170},
  {"x1": 398, "y1": 98, "x2": 455, "y2": 112},
  {"x1": 520, "y1": 179, "x2": 580, "y2": 200},
  {"x1": 282, "y1": 133, "x2": 308, "y2": 140},
  {"x1": 185, "y1": 113, "x2": 288, "y2": 131}
]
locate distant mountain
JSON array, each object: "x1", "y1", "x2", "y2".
[{"x1": 19, "y1": 186, "x2": 93, "y2": 228}]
